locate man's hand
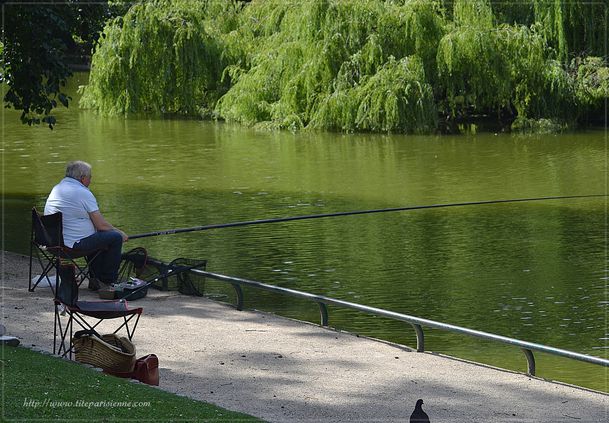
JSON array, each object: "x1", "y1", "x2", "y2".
[{"x1": 117, "y1": 229, "x2": 129, "y2": 242}]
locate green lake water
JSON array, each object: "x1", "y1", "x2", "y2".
[{"x1": 2, "y1": 74, "x2": 607, "y2": 391}]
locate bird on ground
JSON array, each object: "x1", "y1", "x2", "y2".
[{"x1": 410, "y1": 399, "x2": 430, "y2": 423}]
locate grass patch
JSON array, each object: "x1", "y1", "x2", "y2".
[{"x1": 1, "y1": 346, "x2": 262, "y2": 422}]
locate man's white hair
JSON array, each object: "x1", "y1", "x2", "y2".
[{"x1": 65, "y1": 161, "x2": 92, "y2": 179}]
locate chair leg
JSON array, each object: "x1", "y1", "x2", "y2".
[
  {"x1": 67, "y1": 312, "x2": 141, "y2": 342},
  {"x1": 30, "y1": 258, "x2": 55, "y2": 292},
  {"x1": 71, "y1": 313, "x2": 104, "y2": 335},
  {"x1": 28, "y1": 241, "x2": 34, "y2": 292},
  {"x1": 54, "y1": 303, "x2": 66, "y2": 356},
  {"x1": 54, "y1": 304, "x2": 74, "y2": 359},
  {"x1": 29, "y1": 247, "x2": 57, "y2": 295},
  {"x1": 74, "y1": 258, "x2": 94, "y2": 287},
  {"x1": 114, "y1": 314, "x2": 141, "y2": 340},
  {"x1": 64, "y1": 250, "x2": 104, "y2": 288},
  {"x1": 53, "y1": 305, "x2": 58, "y2": 355},
  {"x1": 49, "y1": 257, "x2": 59, "y2": 298},
  {"x1": 68, "y1": 316, "x2": 73, "y2": 360}
]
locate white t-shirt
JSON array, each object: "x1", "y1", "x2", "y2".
[{"x1": 44, "y1": 177, "x2": 99, "y2": 248}]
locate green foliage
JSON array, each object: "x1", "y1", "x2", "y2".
[
  {"x1": 500, "y1": 24, "x2": 575, "y2": 121},
  {"x1": 453, "y1": 0, "x2": 495, "y2": 28},
  {"x1": 574, "y1": 57, "x2": 609, "y2": 105},
  {"x1": 572, "y1": 56, "x2": 609, "y2": 123},
  {"x1": 436, "y1": 0, "x2": 606, "y2": 129},
  {"x1": 436, "y1": 0, "x2": 511, "y2": 116},
  {"x1": 80, "y1": 0, "x2": 238, "y2": 116},
  {"x1": 510, "y1": 117, "x2": 566, "y2": 134},
  {"x1": 491, "y1": 1, "x2": 535, "y2": 26},
  {"x1": 215, "y1": 0, "x2": 445, "y2": 133},
  {"x1": 80, "y1": 0, "x2": 607, "y2": 133},
  {"x1": 533, "y1": 0, "x2": 608, "y2": 62},
  {"x1": 310, "y1": 56, "x2": 437, "y2": 133},
  {"x1": 1, "y1": 1, "x2": 111, "y2": 128}
]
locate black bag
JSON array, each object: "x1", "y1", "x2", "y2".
[
  {"x1": 116, "y1": 278, "x2": 148, "y2": 301},
  {"x1": 57, "y1": 264, "x2": 78, "y2": 306}
]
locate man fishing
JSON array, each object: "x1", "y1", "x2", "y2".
[{"x1": 44, "y1": 160, "x2": 128, "y2": 290}]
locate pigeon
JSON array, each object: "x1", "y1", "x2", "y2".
[{"x1": 410, "y1": 399, "x2": 430, "y2": 423}]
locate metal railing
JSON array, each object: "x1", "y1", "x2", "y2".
[{"x1": 179, "y1": 266, "x2": 609, "y2": 377}]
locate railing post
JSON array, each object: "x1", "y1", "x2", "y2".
[
  {"x1": 318, "y1": 302, "x2": 329, "y2": 326},
  {"x1": 522, "y1": 348, "x2": 536, "y2": 376},
  {"x1": 231, "y1": 283, "x2": 244, "y2": 310},
  {"x1": 412, "y1": 324, "x2": 424, "y2": 352}
]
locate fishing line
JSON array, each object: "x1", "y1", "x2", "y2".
[{"x1": 128, "y1": 194, "x2": 606, "y2": 240}]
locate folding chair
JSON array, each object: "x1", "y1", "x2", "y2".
[
  {"x1": 29, "y1": 207, "x2": 104, "y2": 294},
  {"x1": 53, "y1": 264, "x2": 143, "y2": 359}
]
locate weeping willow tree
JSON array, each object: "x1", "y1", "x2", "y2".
[
  {"x1": 532, "y1": 0, "x2": 608, "y2": 62},
  {"x1": 436, "y1": 0, "x2": 607, "y2": 129},
  {"x1": 80, "y1": 0, "x2": 242, "y2": 116},
  {"x1": 309, "y1": 55, "x2": 437, "y2": 132},
  {"x1": 436, "y1": 0, "x2": 512, "y2": 119},
  {"x1": 216, "y1": 0, "x2": 445, "y2": 132},
  {"x1": 81, "y1": 0, "x2": 607, "y2": 133}
]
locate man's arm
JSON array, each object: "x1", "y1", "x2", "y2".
[{"x1": 89, "y1": 210, "x2": 129, "y2": 241}]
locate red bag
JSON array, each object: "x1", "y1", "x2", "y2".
[
  {"x1": 104, "y1": 354, "x2": 159, "y2": 386},
  {"x1": 132, "y1": 354, "x2": 159, "y2": 386}
]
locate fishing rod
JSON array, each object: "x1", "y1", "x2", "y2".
[{"x1": 128, "y1": 194, "x2": 607, "y2": 240}]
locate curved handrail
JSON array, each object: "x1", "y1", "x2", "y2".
[{"x1": 169, "y1": 264, "x2": 609, "y2": 376}]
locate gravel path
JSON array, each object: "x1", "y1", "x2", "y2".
[{"x1": 2, "y1": 251, "x2": 608, "y2": 422}]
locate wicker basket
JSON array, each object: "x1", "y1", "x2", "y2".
[{"x1": 73, "y1": 333, "x2": 136, "y2": 373}]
